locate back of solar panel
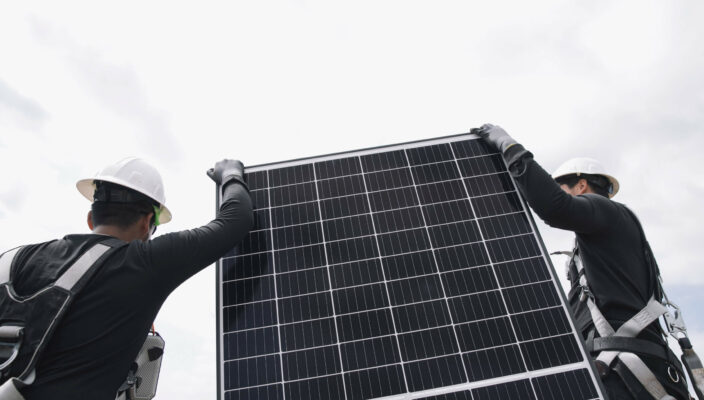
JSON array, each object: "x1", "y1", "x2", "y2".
[{"x1": 216, "y1": 134, "x2": 606, "y2": 400}]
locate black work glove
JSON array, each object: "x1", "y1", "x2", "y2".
[
  {"x1": 207, "y1": 159, "x2": 249, "y2": 192},
  {"x1": 470, "y1": 123, "x2": 517, "y2": 153}
]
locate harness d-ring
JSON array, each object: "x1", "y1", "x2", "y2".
[{"x1": 667, "y1": 365, "x2": 680, "y2": 383}]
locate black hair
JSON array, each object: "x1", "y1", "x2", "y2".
[
  {"x1": 554, "y1": 174, "x2": 611, "y2": 198},
  {"x1": 90, "y1": 181, "x2": 157, "y2": 229}
]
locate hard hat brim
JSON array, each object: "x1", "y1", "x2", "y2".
[{"x1": 602, "y1": 174, "x2": 620, "y2": 198}]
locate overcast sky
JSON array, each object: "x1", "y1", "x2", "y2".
[{"x1": 1, "y1": 1, "x2": 703, "y2": 399}]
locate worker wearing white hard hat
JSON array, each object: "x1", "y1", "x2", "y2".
[
  {"x1": 77, "y1": 157, "x2": 173, "y2": 226},
  {"x1": 552, "y1": 157, "x2": 620, "y2": 199},
  {"x1": 0, "y1": 158, "x2": 253, "y2": 399},
  {"x1": 471, "y1": 124, "x2": 691, "y2": 400}
]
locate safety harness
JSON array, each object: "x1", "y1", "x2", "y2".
[
  {"x1": 556, "y1": 207, "x2": 704, "y2": 399},
  {"x1": 0, "y1": 239, "x2": 164, "y2": 400}
]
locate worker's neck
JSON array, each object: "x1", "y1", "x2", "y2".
[{"x1": 92, "y1": 225, "x2": 142, "y2": 242}]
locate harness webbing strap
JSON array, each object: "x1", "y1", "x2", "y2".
[
  {"x1": 574, "y1": 251, "x2": 589, "y2": 290},
  {"x1": 617, "y1": 299, "x2": 668, "y2": 339},
  {"x1": 596, "y1": 297, "x2": 667, "y2": 367},
  {"x1": 681, "y1": 348, "x2": 704, "y2": 397},
  {"x1": 586, "y1": 297, "x2": 615, "y2": 337},
  {"x1": 54, "y1": 244, "x2": 111, "y2": 291},
  {"x1": 618, "y1": 353, "x2": 677, "y2": 400},
  {"x1": 0, "y1": 378, "x2": 26, "y2": 400},
  {"x1": 0, "y1": 248, "x2": 22, "y2": 285},
  {"x1": 593, "y1": 337, "x2": 678, "y2": 364},
  {"x1": 0, "y1": 326, "x2": 23, "y2": 341}
]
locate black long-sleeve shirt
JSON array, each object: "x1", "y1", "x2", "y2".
[
  {"x1": 503, "y1": 145, "x2": 659, "y2": 339},
  {"x1": 10, "y1": 182, "x2": 253, "y2": 400}
]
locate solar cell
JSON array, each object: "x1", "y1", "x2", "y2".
[{"x1": 217, "y1": 134, "x2": 605, "y2": 399}]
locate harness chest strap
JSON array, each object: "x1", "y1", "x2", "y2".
[
  {"x1": 592, "y1": 298, "x2": 668, "y2": 366},
  {"x1": 592, "y1": 337, "x2": 677, "y2": 361}
]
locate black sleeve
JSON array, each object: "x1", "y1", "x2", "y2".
[
  {"x1": 503, "y1": 144, "x2": 619, "y2": 234},
  {"x1": 140, "y1": 181, "x2": 254, "y2": 292}
]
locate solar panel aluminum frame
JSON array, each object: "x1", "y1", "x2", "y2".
[{"x1": 215, "y1": 132, "x2": 608, "y2": 400}]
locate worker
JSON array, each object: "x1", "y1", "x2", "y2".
[
  {"x1": 0, "y1": 158, "x2": 253, "y2": 399},
  {"x1": 472, "y1": 124, "x2": 690, "y2": 399}
]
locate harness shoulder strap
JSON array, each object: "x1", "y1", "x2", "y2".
[
  {"x1": 54, "y1": 244, "x2": 111, "y2": 292},
  {"x1": 54, "y1": 238, "x2": 126, "y2": 293}
]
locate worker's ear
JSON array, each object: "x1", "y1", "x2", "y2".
[
  {"x1": 140, "y1": 212, "x2": 154, "y2": 241},
  {"x1": 87, "y1": 211, "x2": 94, "y2": 230},
  {"x1": 577, "y1": 178, "x2": 589, "y2": 195}
]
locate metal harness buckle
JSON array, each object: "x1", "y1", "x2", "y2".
[
  {"x1": 579, "y1": 286, "x2": 593, "y2": 302},
  {"x1": 667, "y1": 365, "x2": 680, "y2": 383},
  {"x1": 663, "y1": 300, "x2": 687, "y2": 338},
  {"x1": 594, "y1": 360, "x2": 610, "y2": 378}
]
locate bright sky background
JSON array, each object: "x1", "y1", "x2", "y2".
[{"x1": 1, "y1": 1, "x2": 703, "y2": 399}]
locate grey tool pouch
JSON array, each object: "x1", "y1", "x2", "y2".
[{"x1": 116, "y1": 332, "x2": 165, "y2": 400}]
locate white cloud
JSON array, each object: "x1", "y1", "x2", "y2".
[{"x1": 0, "y1": 80, "x2": 49, "y2": 132}]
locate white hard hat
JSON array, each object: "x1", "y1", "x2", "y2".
[
  {"x1": 76, "y1": 157, "x2": 172, "y2": 224},
  {"x1": 552, "y1": 157, "x2": 620, "y2": 198}
]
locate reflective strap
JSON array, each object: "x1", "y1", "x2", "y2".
[
  {"x1": 616, "y1": 298, "x2": 667, "y2": 338},
  {"x1": 0, "y1": 326, "x2": 23, "y2": 341},
  {"x1": 591, "y1": 306, "x2": 622, "y2": 366},
  {"x1": 618, "y1": 352, "x2": 677, "y2": 400},
  {"x1": 597, "y1": 297, "x2": 667, "y2": 366},
  {"x1": 587, "y1": 297, "x2": 615, "y2": 337},
  {"x1": 54, "y1": 243, "x2": 110, "y2": 291},
  {"x1": 0, "y1": 248, "x2": 22, "y2": 284},
  {"x1": 0, "y1": 378, "x2": 26, "y2": 400}
]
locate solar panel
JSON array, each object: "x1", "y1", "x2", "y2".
[{"x1": 216, "y1": 134, "x2": 606, "y2": 400}]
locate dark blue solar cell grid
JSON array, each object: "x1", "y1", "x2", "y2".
[{"x1": 219, "y1": 137, "x2": 602, "y2": 400}]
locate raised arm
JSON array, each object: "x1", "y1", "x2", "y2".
[
  {"x1": 142, "y1": 160, "x2": 254, "y2": 292},
  {"x1": 473, "y1": 124, "x2": 619, "y2": 233}
]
